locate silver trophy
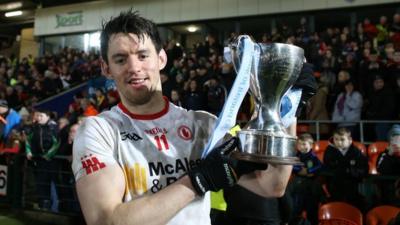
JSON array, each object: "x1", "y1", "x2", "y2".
[{"x1": 229, "y1": 36, "x2": 304, "y2": 165}]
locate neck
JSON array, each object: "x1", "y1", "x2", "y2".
[{"x1": 122, "y1": 93, "x2": 166, "y2": 115}]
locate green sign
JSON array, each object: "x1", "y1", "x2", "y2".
[{"x1": 56, "y1": 11, "x2": 83, "y2": 28}]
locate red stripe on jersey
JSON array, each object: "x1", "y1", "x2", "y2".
[{"x1": 118, "y1": 96, "x2": 169, "y2": 120}]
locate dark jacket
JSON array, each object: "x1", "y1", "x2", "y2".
[
  {"x1": 323, "y1": 144, "x2": 369, "y2": 179},
  {"x1": 25, "y1": 121, "x2": 59, "y2": 159},
  {"x1": 377, "y1": 149, "x2": 400, "y2": 176}
]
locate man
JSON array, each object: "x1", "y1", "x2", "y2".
[
  {"x1": 72, "y1": 10, "x2": 300, "y2": 225},
  {"x1": 25, "y1": 109, "x2": 60, "y2": 210}
]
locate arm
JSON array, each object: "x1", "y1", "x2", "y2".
[
  {"x1": 25, "y1": 133, "x2": 33, "y2": 160},
  {"x1": 345, "y1": 92, "x2": 363, "y2": 110},
  {"x1": 43, "y1": 135, "x2": 60, "y2": 159},
  {"x1": 75, "y1": 116, "x2": 241, "y2": 225},
  {"x1": 76, "y1": 165, "x2": 197, "y2": 225}
]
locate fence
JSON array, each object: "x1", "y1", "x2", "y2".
[{"x1": 297, "y1": 120, "x2": 400, "y2": 143}]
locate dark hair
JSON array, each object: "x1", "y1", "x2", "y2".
[
  {"x1": 333, "y1": 127, "x2": 351, "y2": 137},
  {"x1": 35, "y1": 108, "x2": 51, "y2": 116},
  {"x1": 100, "y1": 9, "x2": 162, "y2": 63},
  {"x1": 298, "y1": 133, "x2": 314, "y2": 144}
]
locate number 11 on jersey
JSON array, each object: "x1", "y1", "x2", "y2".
[{"x1": 154, "y1": 134, "x2": 169, "y2": 151}]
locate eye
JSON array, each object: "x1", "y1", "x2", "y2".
[
  {"x1": 139, "y1": 53, "x2": 149, "y2": 60},
  {"x1": 114, "y1": 56, "x2": 126, "y2": 65}
]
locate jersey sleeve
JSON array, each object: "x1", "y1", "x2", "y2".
[{"x1": 72, "y1": 116, "x2": 118, "y2": 181}]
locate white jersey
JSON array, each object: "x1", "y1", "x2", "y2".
[{"x1": 72, "y1": 98, "x2": 216, "y2": 225}]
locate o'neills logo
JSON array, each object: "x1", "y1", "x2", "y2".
[{"x1": 56, "y1": 11, "x2": 83, "y2": 28}]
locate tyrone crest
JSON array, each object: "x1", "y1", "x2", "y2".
[{"x1": 178, "y1": 125, "x2": 192, "y2": 140}]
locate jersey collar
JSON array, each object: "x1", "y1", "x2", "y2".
[{"x1": 118, "y1": 96, "x2": 169, "y2": 120}]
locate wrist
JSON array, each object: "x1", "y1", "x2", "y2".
[
  {"x1": 187, "y1": 168, "x2": 209, "y2": 196},
  {"x1": 177, "y1": 175, "x2": 198, "y2": 198}
]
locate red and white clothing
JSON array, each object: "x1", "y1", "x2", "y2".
[{"x1": 72, "y1": 97, "x2": 216, "y2": 225}]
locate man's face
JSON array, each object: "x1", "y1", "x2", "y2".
[
  {"x1": 37, "y1": 112, "x2": 49, "y2": 125},
  {"x1": 101, "y1": 33, "x2": 166, "y2": 106},
  {"x1": 333, "y1": 134, "x2": 352, "y2": 150},
  {"x1": 373, "y1": 79, "x2": 384, "y2": 91},
  {"x1": 296, "y1": 140, "x2": 312, "y2": 154}
]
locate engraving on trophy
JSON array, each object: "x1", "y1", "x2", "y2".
[{"x1": 229, "y1": 35, "x2": 304, "y2": 165}]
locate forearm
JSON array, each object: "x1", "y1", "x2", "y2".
[
  {"x1": 237, "y1": 164, "x2": 292, "y2": 197},
  {"x1": 110, "y1": 175, "x2": 197, "y2": 225},
  {"x1": 77, "y1": 164, "x2": 199, "y2": 225}
]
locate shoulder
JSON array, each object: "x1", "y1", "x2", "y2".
[{"x1": 169, "y1": 103, "x2": 217, "y2": 123}]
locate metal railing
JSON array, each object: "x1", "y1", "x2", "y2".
[{"x1": 297, "y1": 120, "x2": 400, "y2": 143}]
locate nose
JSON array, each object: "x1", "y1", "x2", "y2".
[{"x1": 127, "y1": 55, "x2": 142, "y2": 74}]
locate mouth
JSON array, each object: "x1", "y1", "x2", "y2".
[{"x1": 128, "y1": 77, "x2": 149, "y2": 87}]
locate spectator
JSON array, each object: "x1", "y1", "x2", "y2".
[
  {"x1": 204, "y1": 76, "x2": 226, "y2": 116},
  {"x1": 288, "y1": 133, "x2": 324, "y2": 225},
  {"x1": 323, "y1": 127, "x2": 369, "y2": 210},
  {"x1": 332, "y1": 79, "x2": 363, "y2": 140},
  {"x1": 376, "y1": 124, "x2": 400, "y2": 207},
  {"x1": 377, "y1": 124, "x2": 400, "y2": 175},
  {"x1": 25, "y1": 109, "x2": 60, "y2": 211},
  {"x1": 307, "y1": 74, "x2": 331, "y2": 139},
  {"x1": 170, "y1": 89, "x2": 183, "y2": 107},
  {"x1": 0, "y1": 99, "x2": 21, "y2": 146},
  {"x1": 390, "y1": 13, "x2": 400, "y2": 49},
  {"x1": 327, "y1": 70, "x2": 350, "y2": 116},
  {"x1": 363, "y1": 18, "x2": 378, "y2": 40},
  {"x1": 160, "y1": 71, "x2": 175, "y2": 100},
  {"x1": 365, "y1": 75, "x2": 397, "y2": 140},
  {"x1": 183, "y1": 79, "x2": 206, "y2": 111},
  {"x1": 376, "y1": 16, "x2": 390, "y2": 46},
  {"x1": 80, "y1": 98, "x2": 99, "y2": 117}
]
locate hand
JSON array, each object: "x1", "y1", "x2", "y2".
[
  {"x1": 188, "y1": 137, "x2": 267, "y2": 196},
  {"x1": 26, "y1": 152, "x2": 33, "y2": 160},
  {"x1": 293, "y1": 63, "x2": 318, "y2": 116}
]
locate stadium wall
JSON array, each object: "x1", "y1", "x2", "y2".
[{"x1": 34, "y1": 0, "x2": 400, "y2": 36}]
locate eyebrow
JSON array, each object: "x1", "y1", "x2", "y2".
[
  {"x1": 110, "y1": 49, "x2": 150, "y2": 60},
  {"x1": 111, "y1": 53, "x2": 127, "y2": 60}
]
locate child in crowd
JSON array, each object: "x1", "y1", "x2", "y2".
[
  {"x1": 323, "y1": 127, "x2": 368, "y2": 210},
  {"x1": 288, "y1": 133, "x2": 324, "y2": 225},
  {"x1": 377, "y1": 124, "x2": 400, "y2": 175},
  {"x1": 376, "y1": 124, "x2": 400, "y2": 207}
]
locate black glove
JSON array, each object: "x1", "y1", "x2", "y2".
[
  {"x1": 293, "y1": 62, "x2": 318, "y2": 117},
  {"x1": 188, "y1": 137, "x2": 267, "y2": 196}
]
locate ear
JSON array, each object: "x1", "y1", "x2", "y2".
[
  {"x1": 101, "y1": 59, "x2": 112, "y2": 79},
  {"x1": 158, "y1": 49, "x2": 167, "y2": 70}
]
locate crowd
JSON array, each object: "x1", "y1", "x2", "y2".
[{"x1": 0, "y1": 8, "x2": 399, "y2": 225}]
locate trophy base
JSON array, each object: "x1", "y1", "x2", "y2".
[
  {"x1": 232, "y1": 151, "x2": 301, "y2": 165},
  {"x1": 236, "y1": 129, "x2": 301, "y2": 165}
]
